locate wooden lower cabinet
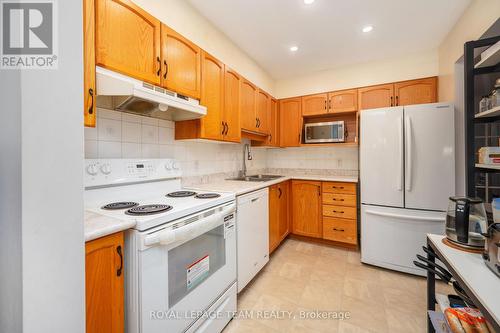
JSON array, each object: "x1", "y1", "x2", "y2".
[
  {"x1": 86, "y1": 232, "x2": 124, "y2": 333},
  {"x1": 290, "y1": 180, "x2": 358, "y2": 246},
  {"x1": 269, "y1": 181, "x2": 290, "y2": 253},
  {"x1": 323, "y1": 217, "x2": 357, "y2": 245},
  {"x1": 291, "y1": 180, "x2": 322, "y2": 238}
]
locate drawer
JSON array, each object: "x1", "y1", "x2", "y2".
[
  {"x1": 323, "y1": 218, "x2": 357, "y2": 244},
  {"x1": 322, "y1": 182, "x2": 356, "y2": 194},
  {"x1": 323, "y1": 204, "x2": 357, "y2": 219},
  {"x1": 323, "y1": 193, "x2": 356, "y2": 207}
]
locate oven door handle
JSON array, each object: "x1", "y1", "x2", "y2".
[{"x1": 144, "y1": 204, "x2": 236, "y2": 247}]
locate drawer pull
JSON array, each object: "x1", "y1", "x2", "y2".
[
  {"x1": 333, "y1": 228, "x2": 345, "y2": 232},
  {"x1": 331, "y1": 186, "x2": 345, "y2": 189},
  {"x1": 333, "y1": 210, "x2": 345, "y2": 214},
  {"x1": 332, "y1": 198, "x2": 345, "y2": 201}
]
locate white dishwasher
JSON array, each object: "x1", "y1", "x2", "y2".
[{"x1": 236, "y1": 188, "x2": 269, "y2": 292}]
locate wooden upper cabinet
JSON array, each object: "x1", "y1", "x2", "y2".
[
  {"x1": 358, "y1": 83, "x2": 394, "y2": 111},
  {"x1": 394, "y1": 77, "x2": 437, "y2": 106},
  {"x1": 279, "y1": 97, "x2": 302, "y2": 147},
  {"x1": 223, "y1": 68, "x2": 241, "y2": 143},
  {"x1": 302, "y1": 93, "x2": 328, "y2": 116},
  {"x1": 269, "y1": 99, "x2": 280, "y2": 146},
  {"x1": 257, "y1": 90, "x2": 270, "y2": 134},
  {"x1": 292, "y1": 180, "x2": 322, "y2": 238},
  {"x1": 161, "y1": 24, "x2": 201, "y2": 99},
  {"x1": 95, "y1": 0, "x2": 161, "y2": 85},
  {"x1": 329, "y1": 89, "x2": 358, "y2": 113},
  {"x1": 240, "y1": 79, "x2": 258, "y2": 132},
  {"x1": 86, "y1": 232, "x2": 124, "y2": 333},
  {"x1": 199, "y1": 51, "x2": 224, "y2": 140},
  {"x1": 84, "y1": 0, "x2": 96, "y2": 127}
]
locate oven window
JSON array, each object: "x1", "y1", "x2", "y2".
[{"x1": 168, "y1": 224, "x2": 226, "y2": 308}]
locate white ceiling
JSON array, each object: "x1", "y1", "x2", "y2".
[{"x1": 187, "y1": 0, "x2": 471, "y2": 79}]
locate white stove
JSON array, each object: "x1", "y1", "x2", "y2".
[
  {"x1": 84, "y1": 159, "x2": 237, "y2": 333},
  {"x1": 84, "y1": 159, "x2": 235, "y2": 231}
]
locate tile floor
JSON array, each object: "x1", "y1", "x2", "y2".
[{"x1": 224, "y1": 238, "x2": 451, "y2": 333}]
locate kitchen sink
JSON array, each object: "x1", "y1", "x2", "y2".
[{"x1": 227, "y1": 174, "x2": 284, "y2": 182}]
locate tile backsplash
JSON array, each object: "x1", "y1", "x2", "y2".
[
  {"x1": 85, "y1": 109, "x2": 267, "y2": 177},
  {"x1": 85, "y1": 108, "x2": 359, "y2": 178}
]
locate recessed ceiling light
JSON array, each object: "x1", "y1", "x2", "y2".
[
  {"x1": 304, "y1": 0, "x2": 315, "y2": 4},
  {"x1": 362, "y1": 25, "x2": 373, "y2": 33},
  {"x1": 290, "y1": 46, "x2": 299, "y2": 52}
]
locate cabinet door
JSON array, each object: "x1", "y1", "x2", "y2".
[
  {"x1": 95, "y1": 0, "x2": 161, "y2": 85},
  {"x1": 279, "y1": 98, "x2": 302, "y2": 147},
  {"x1": 256, "y1": 90, "x2": 270, "y2": 134},
  {"x1": 86, "y1": 232, "x2": 124, "y2": 333},
  {"x1": 240, "y1": 79, "x2": 258, "y2": 132},
  {"x1": 394, "y1": 77, "x2": 437, "y2": 106},
  {"x1": 269, "y1": 99, "x2": 280, "y2": 146},
  {"x1": 278, "y1": 181, "x2": 290, "y2": 241},
  {"x1": 329, "y1": 89, "x2": 358, "y2": 113},
  {"x1": 302, "y1": 93, "x2": 328, "y2": 116},
  {"x1": 223, "y1": 68, "x2": 241, "y2": 143},
  {"x1": 161, "y1": 24, "x2": 201, "y2": 99},
  {"x1": 269, "y1": 184, "x2": 280, "y2": 253},
  {"x1": 84, "y1": 0, "x2": 96, "y2": 127},
  {"x1": 199, "y1": 51, "x2": 224, "y2": 141},
  {"x1": 358, "y1": 83, "x2": 394, "y2": 110},
  {"x1": 292, "y1": 180, "x2": 322, "y2": 238}
]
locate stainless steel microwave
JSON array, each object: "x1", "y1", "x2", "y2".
[{"x1": 304, "y1": 121, "x2": 345, "y2": 143}]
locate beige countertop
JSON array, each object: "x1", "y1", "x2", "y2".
[
  {"x1": 84, "y1": 174, "x2": 357, "y2": 241},
  {"x1": 186, "y1": 174, "x2": 358, "y2": 196},
  {"x1": 84, "y1": 211, "x2": 135, "y2": 242}
]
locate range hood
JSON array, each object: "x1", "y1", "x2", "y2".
[{"x1": 95, "y1": 66, "x2": 206, "y2": 121}]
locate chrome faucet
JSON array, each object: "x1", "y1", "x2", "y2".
[{"x1": 242, "y1": 144, "x2": 252, "y2": 177}]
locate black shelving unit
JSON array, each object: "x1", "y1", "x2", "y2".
[{"x1": 464, "y1": 35, "x2": 500, "y2": 203}]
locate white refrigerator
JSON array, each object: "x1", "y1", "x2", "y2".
[{"x1": 360, "y1": 102, "x2": 455, "y2": 275}]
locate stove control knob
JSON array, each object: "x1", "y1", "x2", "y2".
[
  {"x1": 172, "y1": 162, "x2": 179, "y2": 170},
  {"x1": 86, "y1": 164, "x2": 99, "y2": 176},
  {"x1": 164, "y1": 161, "x2": 173, "y2": 170},
  {"x1": 100, "y1": 163, "x2": 112, "y2": 175}
]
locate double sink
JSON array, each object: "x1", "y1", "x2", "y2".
[{"x1": 227, "y1": 174, "x2": 283, "y2": 182}]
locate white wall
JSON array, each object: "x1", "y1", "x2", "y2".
[
  {"x1": 20, "y1": 0, "x2": 85, "y2": 332},
  {"x1": 133, "y1": 0, "x2": 275, "y2": 95},
  {"x1": 274, "y1": 49, "x2": 439, "y2": 98},
  {"x1": 0, "y1": 63, "x2": 22, "y2": 333},
  {"x1": 438, "y1": 0, "x2": 500, "y2": 102},
  {"x1": 85, "y1": 109, "x2": 268, "y2": 176}
]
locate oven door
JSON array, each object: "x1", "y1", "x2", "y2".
[
  {"x1": 132, "y1": 204, "x2": 236, "y2": 333},
  {"x1": 305, "y1": 122, "x2": 345, "y2": 143}
]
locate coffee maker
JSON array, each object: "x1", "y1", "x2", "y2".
[{"x1": 446, "y1": 197, "x2": 488, "y2": 249}]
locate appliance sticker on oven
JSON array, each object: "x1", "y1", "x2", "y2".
[{"x1": 186, "y1": 255, "x2": 209, "y2": 290}]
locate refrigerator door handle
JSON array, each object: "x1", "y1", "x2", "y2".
[
  {"x1": 365, "y1": 210, "x2": 445, "y2": 222},
  {"x1": 405, "y1": 116, "x2": 413, "y2": 192},
  {"x1": 397, "y1": 116, "x2": 403, "y2": 191}
]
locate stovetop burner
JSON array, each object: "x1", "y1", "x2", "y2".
[
  {"x1": 102, "y1": 202, "x2": 139, "y2": 210},
  {"x1": 167, "y1": 191, "x2": 197, "y2": 198},
  {"x1": 195, "y1": 193, "x2": 221, "y2": 199},
  {"x1": 125, "y1": 204, "x2": 173, "y2": 216}
]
